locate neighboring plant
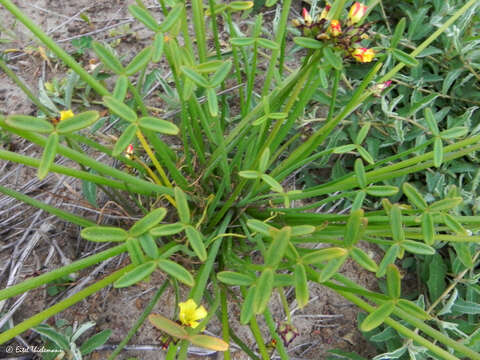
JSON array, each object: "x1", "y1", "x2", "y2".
[
  {"x1": 0, "y1": 0, "x2": 479, "y2": 360},
  {"x1": 34, "y1": 319, "x2": 111, "y2": 360}
]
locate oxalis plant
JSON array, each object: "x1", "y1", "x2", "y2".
[{"x1": 0, "y1": 0, "x2": 479, "y2": 359}]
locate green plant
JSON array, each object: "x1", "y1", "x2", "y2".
[
  {"x1": 0, "y1": 0, "x2": 479, "y2": 359},
  {"x1": 35, "y1": 319, "x2": 111, "y2": 360}
]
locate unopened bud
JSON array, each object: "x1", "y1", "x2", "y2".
[{"x1": 348, "y1": 2, "x2": 368, "y2": 25}]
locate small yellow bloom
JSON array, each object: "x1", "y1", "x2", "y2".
[
  {"x1": 348, "y1": 2, "x2": 368, "y2": 25},
  {"x1": 60, "y1": 110, "x2": 74, "y2": 121},
  {"x1": 352, "y1": 48, "x2": 375, "y2": 63},
  {"x1": 179, "y1": 299, "x2": 207, "y2": 329},
  {"x1": 329, "y1": 20, "x2": 342, "y2": 37},
  {"x1": 319, "y1": 4, "x2": 331, "y2": 20}
]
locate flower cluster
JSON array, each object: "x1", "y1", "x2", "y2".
[{"x1": 293, "y1": 2, "x2": 375, "y2": 63}]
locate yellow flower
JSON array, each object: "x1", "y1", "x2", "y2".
[
  {"x1": 348, "y1": 2, "x2": 368, "y2": 25},
  {"x1": 319, "y1": 4, "x2": 331, "y2": 20},
  {"x1": 329, "y1": 20, "x2": 342, "y2": 37},
  {"x1": 60, "y1": 110, "x2": 74, "y2": 121},
  {"x1": 178, "y1": 299, "x2": 207, "y2": 329},
  {"x1": 352, "y1": 48, "x2": 375, "y2": 63}
]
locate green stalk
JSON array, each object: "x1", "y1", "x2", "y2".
[
  {"x1": 249, "y1": 316, "x2": 270, "y2": 360},
  {"x1": 220, "y1": 288, "x2": 231, "y2": 360},
  {"x1": 264, "y1": 309, "x2": 289, "y2": 360},
  {"x1": 0, "y1": 244, "x2": 127, "y2": 301},
  {"x1": 0, "y1": 59, "x2": 53, "y2": 116},
  {"x1": 0, "y1": 265, "x2": 133, "y2": 344},
  {"x1": 0, "y1": 0, "x2": 109, "y2": 97},
  {"x1": 0, "y1": 150, "x2": 132, "y2": 193},
  {"x1": 191, "y1": 0, "x2": 207, "y2": 62},
  {"x1": 0, "y1": 184, "x2": 94, "y2": 228},
  {"x1": 261, "y1": 0, "x2": 293, "y2": 95},
  {"x1": 108, "y1": 280, "x2": 169, "y2": 360}
]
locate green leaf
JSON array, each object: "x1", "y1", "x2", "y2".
[
  {"x1": 139, "y1": 233, "x2": 159, "y2": 259},
  {"x1": 152, "y1": 33, "x2": 165, "y2": 62},
  {"x1": 440, "y1": 126, "x2": 468, "y2": 139},
  {"x1": 390, "y1": 18, "x2": 406, "y2": 48},
  {"x1": 318, "y1": 255, "x2": 348, "y2": 282},
  {"x1": 113, "y1": 75, "x2": 128, "y2": 101},
  {"x1": 38, "y1": 132, "x2": 59, "y2": 180},
  {"x1": 181, "y1": 66, "x2": 209, "y2": 88},
  {"x1": 427, "y1": 254, "x2": 446, "y2": 301},
  {"x1": 81, "y1": 226, "x2": 128, "y2": 242},
  {"x1": 150, "y1": 223, "x2": 185, "y2": 236},
  {"x1": 239, "y1": 170, "x2": 260, "y2": 179},
  {"x1": 126, "y1": 238, "x2": 145, "y2": 266},
  {"x1": 294, "y1": 37, "x2": 323, "y2": 49},
  {"x1": 240, "y1": 286, "x2": 256, "y2": 324},
  {"x1": 157, "y1": 259, "x2": 194, "y2": 286},
  {"x1": 253, "y1": 268, "x2": 274, "y2": 314},
  {"x1": 377, "y1": 244, "x2": 400, "y2": 277},
  {"x1": 351, "y1": 191, "x2": 366, "y2": 211},
  {"x1": 148, "y1": 314, "x2": 189, "y2": 339},
  {"x1": 210, "y1": 61, "x2": 232, "y2": 87},
  {"x1": 360, "y1": 301, "x2": 395, "y2": 332},
  {"x1": 274, "y1": 274, "x2": 294, "y2": 287},
  {"x1": 433, "y1": 136, "x2": 443, "y2": 168},
  {"x1": 125, "y1": 46, "x2": 153, "y2": 76},
  {"x1": 246, "y1": 219, "x2": 272, "y2": 237},
  {"x1": 92, "y1": 41, "x2": 124, "y2": 74},
  {"x1": 114, "y1": 261, "x2": 157, "y2": 288},
  {"x1": 188, "y1": 334, "x2": 229, "y2": 351},
  {"x1": 391, "y1": 48, "x2": 419, "y2": 67},
  {"x1": 103, "y1": 96, "x2": 137, "y2": 123},
  {"x1": 34, "y1": 324, "x2": 70, "y2": 350},
  {"x1": 185, "y1": 226, "x2": 207, "y2": 262},
  {"x1": 6, "y1": 115, "x2": 54, "y2": 133},
  {"x1": 302, "y1": 247, "x2": 348, "y2": 264},
  {"x1": 261, "y1": 174, "x2": 283, "y2": 193},
  {"x1": 228, "y1": 1, "x2": 254, "y2": 11},
  {"x1": 421, "y1": 212, "x2": 435, "y2": 245},
  {"x1": 195, "y1": 60, "x2": 223, "y2": 73},
  {"x1": 56, "y1": 111, "x2": 99, "y2": 134},
  {"x1": 256, "y1": 38, "x2": 279, "y2": 50},
  {"x1": 258, "y1": 148, "x2": 270, "y2": 174},
  {"x1": 443, "y1": 213, "x2": 467, "y2": 235},
  {"x1": 357, "y1": 146, "x2": 374, "y2": 165},
  {"x1": 174, "y1": 187, "x2": 190, "y2": 224},
  {"x1": 354, "y1": 159, "x2": 366, "y2": 189},
  {"x1": 230, "y1": 37, "x2": 255, "y2": 46},
  {"x1": 365, "y1": 186, "x2": 399, "y2": 197},
  {"x1": 129, "y1": 207, "x2": 167, "y2": 237},
  {"x1": 265, "y1": 227, "x2": 291, "y2": 267},
  {"x1": 112, "y1": 123, "x2": 137, "y2": 157},
  {"x1": 355, "y1": 122, "x2": 371, "y2": 145},
  {"x1": 350, "y1": 247, "x2": 378, "y2": 272},
  {"x1": 345, "y1": 209, "x2": 364, "y2": 247},
  {"x1": 452, "y1": 243, "x2": 473, "y2": 268},
  {"x1": 396, "y1": 299, "x2": 430, "y2": 320},
  {"x1": 290, "y1": 225, "x2": 316, "y2": 236},
  {"x1": 424, "y1": 108, "x2": 439, "y2": 135},
  {"x1": 294, "y1": 263, "x2": 309, "y2": 308},
  {"x1": 159, "y1": 3, "x2": 184, "y2": 32},
  {"x1": 333, "y1": 144, "x2": 357, "y2": 154},
  {"x1": 80, "y1": 329, "x2": 112, "y2": 355},
  {"x1": 217, "y1": 271, "x2": 255, "y2": 286},
  {"x1": 402, "y1": 183, "x2": 427, "y2": 210},
  {"x1": 138, "y1": 116, "x2": 179, "y2": 135},
  {"x1": 128, "y1": 5, "x2": 159, "y2": 32},
  {"x1": 323, "y1": 47, "x2": 342, "y2": 70},
  {"x1": 390, "y1": 205, "x2": 404, "y2": 242},
  {"x1": 401, "y1": 240, "x2": 435, "y2": 255},
  {"x1": 429, "y1": 197, "x2": 462, "y2": 212},
  {"x1": 207, "y1": 88, "x2": 218, "y2": 117},
  {"x1": 386, "y1": 264, "x2": 401, "y2": 299}
]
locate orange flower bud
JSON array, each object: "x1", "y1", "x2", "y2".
[
  {"x1": 329, "y1": 20, "x2": 342, "y2": 37},
  {"x1": 348, "y1": 2, "x2": 368, "y2": 24},
  {"x1": 319, "y1": 4, "x2": 331, "y2": 20},
  {"x1": 352, "y1": 48, "x2": 375, "y2": 63},
  {"x1": 126, "y1": 144, "x2": 134, "y2": 158}
]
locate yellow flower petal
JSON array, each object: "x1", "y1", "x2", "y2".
[
  {"x1": 60, "y1": 110, "x2": 74, "y2": 121},
  {"x1": 178, "y1": 299, "x2": 208, "y2": 328}
]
